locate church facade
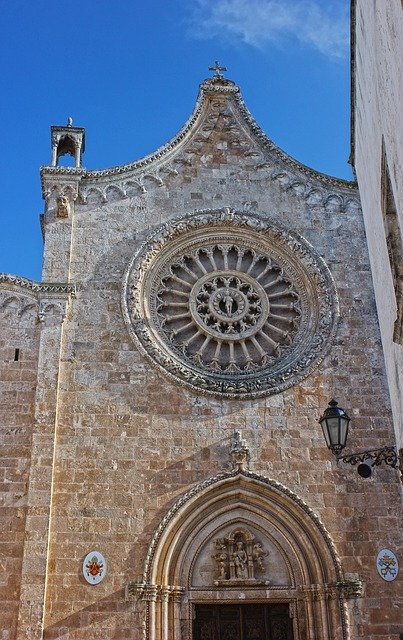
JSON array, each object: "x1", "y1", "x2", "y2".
[{"x1": 1, "y1": 69, "x2": 402, "y2": 640}]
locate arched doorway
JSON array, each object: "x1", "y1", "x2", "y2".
[{"x1": 129, "y1": 470, "x2": 349, "y2": 640}]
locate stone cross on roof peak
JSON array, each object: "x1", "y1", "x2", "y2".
[{"x1": 209, "y1": 61, "x2": 227, "y2": 78}]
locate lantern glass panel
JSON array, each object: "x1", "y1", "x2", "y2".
[
  {"x1": 321, "y1": 420, "x2": 331, "y2": 448},
  {"x1": 327, "y1": 417, "x2": 342, "y2": 448},
  {"x1": 339, "y1": 417, "x2": 349, "y2": 448}
]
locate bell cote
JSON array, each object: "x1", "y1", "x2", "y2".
[{"x1": 50, "y1": 118, "x2": 85, "y2": 167}]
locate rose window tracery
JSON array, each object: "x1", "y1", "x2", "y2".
[
  {"x1": 122, "y1": 210, "x2": 338, "y2": 398},
  {"x1": 157, "y1": 249, "x2": 301, "y2": 372}
]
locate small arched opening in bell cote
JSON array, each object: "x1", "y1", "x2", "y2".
[{"x1": 55, "y1": 135, "x2": 76, "y2": 166}]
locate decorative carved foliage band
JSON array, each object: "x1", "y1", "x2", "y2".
[{"x1": 122, "y1": 209, "x2": 338, "y2": 398}]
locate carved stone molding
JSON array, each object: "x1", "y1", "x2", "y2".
[
  {"x1": 0, "y1": 274, "x2": 76, "y2": 296},
  {"x1": 122, "y1": 209, "x2": 338, "y2": 398},
  {"x1": 141, "y1": 469, "x2": 343, "y2": 588},
  {"x1": 0, "y1": 275, "x2": 75, "y2": 325},
  {"x1": 43, "y1": 178, "x2": 80, "y2": 201},
  {"x1": 297, "y1": 584, "x2": 337, "y2": 602},
  {"x1": 0, "y1": 291, "x2": 39, "y2": 328},
  {"x1": 297, "y1": 579, "x2": 363, "y2": 602},
  {"x1": 333, "y1": 579, "x2": 363, "y2": 599},
  {"x1": 42, "y1": 176, "x2": 80, "y2": 220},
  {"x1": 126, "y1": 582, "x2": 185, "y2": 603},
  {"x1": 72, "y1": 171, "x2": 360, "y2": 211},
  {"x1": 40, "y1": 77, "x2": 356, "y2": 189},
  {"x1": 38, "y1": 299, "x2": 69, "y2": 323}
]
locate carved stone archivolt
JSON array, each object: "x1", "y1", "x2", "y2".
[
  {"x1": 128, "y1": 466, "x2": 350, "y2": 640},
  {"x1": 122, "y1": 209, "x2": 338, "y2": 398}
]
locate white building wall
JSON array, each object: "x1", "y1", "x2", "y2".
[{"x1": 353, "y1": 0, "x2": 403, "y2": 450}]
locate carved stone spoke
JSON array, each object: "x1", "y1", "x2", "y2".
[
  {"x1": 156, "y1": 244, "x2": 301, "y2": 372},
  {"x1": 123, "y1": 210, "x2": 338, "y2": 398}
]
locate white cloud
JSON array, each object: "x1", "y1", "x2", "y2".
[{"x1": 190, "y1": 0, "x2": 349, "y2": 59}]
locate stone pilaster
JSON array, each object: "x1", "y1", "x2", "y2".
[
  {"x1": 16, "y1": 292, "x2": 72, "y2": 639},
  {"x1": 40, "y1": 172, "x2": 82, "y2": 282}
]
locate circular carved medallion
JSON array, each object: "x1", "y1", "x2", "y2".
[
  {"x1": 122, "y1": 210, "x2": 338, "y2": 398},
  {"x1": 189, "y1": 271, "x2": 269, "y2": 343},
  {"x1": 376, "y1": 548, "x2": 399, "y2": 582},
  {"x1": 82, "y1": 551, "x2": 106, "y2": 585}
]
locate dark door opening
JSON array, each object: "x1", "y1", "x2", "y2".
[{"x1": 194, "y1": 603, "x2": 293, "y2": 640}]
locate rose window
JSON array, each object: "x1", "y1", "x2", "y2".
[
  {"x1": 122, "y1": 211, "x2": 338, "y2": 398},
  {"x1": 157, "y1": 248, "x2": 301, "y2": 373}
]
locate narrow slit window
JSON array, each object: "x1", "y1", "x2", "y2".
[
  {"x1": 14, "y1": 348, "x2": 20, "y2": 362},
  {"x1": 382, "y1": 148, "x2": 403, "y2": 344}
]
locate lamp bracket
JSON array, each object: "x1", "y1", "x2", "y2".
[{"x1": 337, "y1": 446, "x2": 399, "y2": 469}]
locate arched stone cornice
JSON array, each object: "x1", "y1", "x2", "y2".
[
  {"x1": 0, "y1": 273, "x2": 76, "y2": 296},
  {"x1": 0, "y1": 274, "x2": 76, "y2": 323},
  {"x1": 40, "y1": 77, "x2": 359, "y2": 209}
]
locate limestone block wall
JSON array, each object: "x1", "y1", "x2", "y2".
[
  {"x1": 11, "y1": 79, "x2": 403, "y2": 639},
  {"x1": 353, "y1": 0, "x2": 403, "y2": 450},
  {"x1": 35, "y1": 140, "x2": 402, "y2": 639},
  {"x1": 0, "y1": 281, "x2": 40, "y2": 638}
]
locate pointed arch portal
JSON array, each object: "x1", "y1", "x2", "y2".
[{"x1": 129, "y1": 471, "x2": 350, "y2": 640}]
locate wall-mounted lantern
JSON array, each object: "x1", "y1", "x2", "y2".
[{"x1": 319, "y1": 400, "x2": 403, "y2": 480}]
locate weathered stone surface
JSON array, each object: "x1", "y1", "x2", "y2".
[
  {"x1": 1, "y1": 73, "x2": 401, "y2": 640},
  {"x1": 353, "y1": 0, "x2": 403, "y2": 455}
]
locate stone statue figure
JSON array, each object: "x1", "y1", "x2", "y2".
[
  {"x1": 212, "y1": 530, "x2": 268, "y2": 582},
  {"x1": 252, "y1": 542, "x2": 267, "y2": 571},
  {"x1": 233, "y1": 541, "x2": 248, "y2": 578},
  {"x1": 216, "y1": 553, "x2": 227, "y2": 579},
  {"x1": 213, "y1": 539, "x2": 228, "y2": 580},
  {"x1": 56, "y1": 195, "x2": 70, "y2": 218},
  {"x1": 224, "y1": 290, "x2": 234, "y2": 317}
]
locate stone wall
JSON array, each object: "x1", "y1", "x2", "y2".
[
  {"x1": 0, "y1": 280, "x2": 40, "y2": 639},
  {"x1": 5, "y1": 78, "x2": 403, "y2": 639},
  {"x1": 353, "y1": 0, "x2": 403, "y2": 451}
]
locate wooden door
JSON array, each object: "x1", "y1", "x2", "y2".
[{"x1": 194, "y1": 603, "x2": 293, "y2": 640}]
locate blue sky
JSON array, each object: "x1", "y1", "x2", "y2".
[{"x1": 1, "y1": 0, "x2": 352, "y2": 281}]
